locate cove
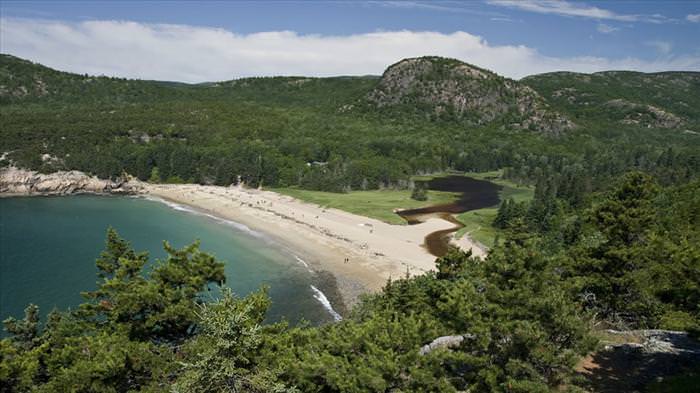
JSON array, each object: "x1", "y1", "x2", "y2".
[
  {"x1": 0, "y1": 195, "x2": 340, "y2": 331},
  {"x1": 397, "y1": 176, "x2": 501, "y2": 256}
]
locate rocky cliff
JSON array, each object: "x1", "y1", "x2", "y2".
[
  {"x1": 0, "y1": 167, "x2": 142, "y2": 196},
  {"x1": 366, "y1": 56, "x2": 575, "y2": 134}
]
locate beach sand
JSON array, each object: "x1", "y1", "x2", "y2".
[{"x1": 142, "y1": 183, "x2": 487, "y2": 308}]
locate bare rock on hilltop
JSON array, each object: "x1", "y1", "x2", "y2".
[{"x1": 366, "y1": 57, "x2": 574, "y2": 135}]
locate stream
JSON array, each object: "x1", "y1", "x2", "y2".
[{"x1": 396, "y1": 175, "x2": 501, "y2": 256}]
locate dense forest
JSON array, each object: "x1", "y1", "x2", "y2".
[
  {"x1": 1, "y1": 54, "x2": 699, "y2": 391},
  {"x1": 2, "y1": 54, "x2": 699, "y2": 193}
]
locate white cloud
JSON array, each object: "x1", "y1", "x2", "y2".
[
  {"x1": 378, "y1": 1, "x2": 506, "y2": 17},
  {"x1": 596, "y1": 23, "x2": 619, "y2": 34},
  {"x1": 491, "y1": 17, "x2": 516, "y2": 22},
  {"x1": 645, "y1": 40, "x2": 673, "y2": 55},
  {"x1": 1, "y1": 18, "x2": 698, "y2": 82},
  {"x1": 687, "y1": 14, "x2": 700, "y2": 23},
  {"x1": 488, "y1": 0, "x2": 671, "y2": 23}
]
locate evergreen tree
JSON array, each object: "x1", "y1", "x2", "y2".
[
  {"x1": 175, "y1": 288, "x2": 290, "y2": 393},
  {"x1": 2, "y1": 304, "x2": 40, "y2": 351},
  {"x1": 79, "y1": 230, "x2": 226, "y2": 341},
  {"x1": 493, "y1": 198, "x2": 511, "y2": 229},
  {"x1": 411, "y1": 183, "x2": 428, "y2": 201},
  {"x1": 570, "y1": 172, "x2": 661, "y2": 324}
]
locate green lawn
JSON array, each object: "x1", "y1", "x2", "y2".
[
  {"x1": 271, "y1": 171, "x2": 534, "y2": 245},
  {"x1": 269, "y1": 187, "x2": 461, "y2": 225},
  {"x1": 454, "y1": 208, "x2": 500, "y2": 248}
]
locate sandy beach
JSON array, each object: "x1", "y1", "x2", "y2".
[{"x1": 142, "y1": 183, "x2": 486, "y2": 307}]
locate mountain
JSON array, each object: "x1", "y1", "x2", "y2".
[
  {"x1": 523, "y1": 70, "x2": 700, "y2": 130},
  {"x1": 1, "y1": 54, "x2": 575, "y2": 135},
  {"x1": 1, "y1": 54, "x2": 698, "y2": 193},
  {"x1": 365, "y1": 56, "x2": 575, "y2": 134}
]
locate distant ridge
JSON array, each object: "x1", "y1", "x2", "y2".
[
  {"x1": 2, "y1": 53, "x2": 697, "y2": 132},
  {"x1": 523, "y1": 69, "x2": 700, "y2": 130}
]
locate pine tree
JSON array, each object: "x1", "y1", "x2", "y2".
[
  {"x1": 79, "y1": 229, "x2": 226, "y2": 341},
  {"x1": 411, "y1": 183, "x2": 428, "y2": 201},
  {"x1": 174, "y1": 288, "x2": 290, "y2": 393},
  {"x1": 493, "y1": 198, "x2": 511, "y2": 228},
  {"x1": 2, "y1": 304, "x2": 40, "y2": 351}
]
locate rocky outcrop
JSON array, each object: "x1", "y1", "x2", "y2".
[
  {"x1": 606, "y1": 99, "x2": 684, "y2": 129},
  {"x1": 577, "y1": 330, "x2": 700, "y2": 392},
  {"x1": 419, "y1": 333, "x2": 476, "y2": 356},
  {"x1": 366, "y1": 56, "x2": 574, "y2": 135},
  {"x1": 600, "y1": 329, "x2": 700, "y2": 356},
  {"x1": 0, "y1": 167, "x2": 142, "y2": 196}
]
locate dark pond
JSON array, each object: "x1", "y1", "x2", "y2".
[{"x1": 396, "y1": 176, "x2": 501, "y2": 256}]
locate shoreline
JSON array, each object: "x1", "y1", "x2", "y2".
[
  {"x1": 139, "y1": 192, "x2": 364, "y2": 312},
  {"x1": 140, "y1": 182, "x2": 488, "y2": 308},
  {"x1": 1, "y1": 167, "x2": 489, "y2": 310}
]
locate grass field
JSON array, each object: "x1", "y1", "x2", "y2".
[
  {"x1": 272, "y1": 171, "x2": 533, "y2": 244},
  {"x1": 269, "y1": 187, "x2": 461, "y2": 225}
]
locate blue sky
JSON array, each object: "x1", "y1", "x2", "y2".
[{"x1": 1, "y1": 1, "x2": 699, "y2": 82}]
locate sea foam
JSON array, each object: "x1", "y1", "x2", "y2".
[
  {"x1": 140, "y1": 195, "x2": 264, "y2": 238},
  {"x1": 294, "y1": 255, "x2": 314, "y2": 272},
  {"x1": 310, "y1": 285, "x2": 342, "y2": 322}
]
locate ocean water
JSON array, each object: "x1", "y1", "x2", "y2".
[{"x1": 0, "y1": 195, "x2": 341, "y2": 331}]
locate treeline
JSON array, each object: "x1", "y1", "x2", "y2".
[
  {"x1": 3, "y1": 98, "x2": 698, "y2": 194},
  {"x1": 3, "y1": 171, "x2": 698, "y2": 392}
]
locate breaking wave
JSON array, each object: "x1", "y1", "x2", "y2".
[{"x1": 310, "y1": 285, "x2": 342, "y2": 322}]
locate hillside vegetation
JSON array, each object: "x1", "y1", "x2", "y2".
[
  {"x1": 2, "y1": 54, "x2": 698, "y2": 196},
  {"x1": 1, "y1": 54, "x2": 700, "y2": 392},
  {"x1": 523, "y1": 70, "x2": 700, "y2": 130}
]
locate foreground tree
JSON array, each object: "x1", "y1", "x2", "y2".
[
  {"x1": 174, "y1": 288, "x2": 292, "y2": 393},
  {"x1": 80, "y1": 228, "x2": 226, "y2": 342},
  {"x1": 1, "y1": 230, "x2": 228, "y2": 392},
  {"x1": 568, "y1": 172, "x2": 660, "y2": 324}
]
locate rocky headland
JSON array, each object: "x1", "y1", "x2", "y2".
[{"x1": 0, "y1": 167, "x2": 142, "y2": 196}]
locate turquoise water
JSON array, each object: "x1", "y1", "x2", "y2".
[{"x1": 0, "y1": 195, "x2": 340, "y2": 330}]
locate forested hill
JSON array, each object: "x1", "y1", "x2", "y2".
[
  {"x1": 523, "y1": 70, "x2": 700, "y2": 130},
  {"x1": 1, "y1": 54, "x2": 698, "y2": 193},
  {"x1": 2, "y1": 55, "x2": 700, "y2": 391},
  {"x1": 0, "y1": 54, "x2": 190, "y2": 104},
  {"x1": 0, "y1": 54, "x2": 377, "y2": 107}
]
